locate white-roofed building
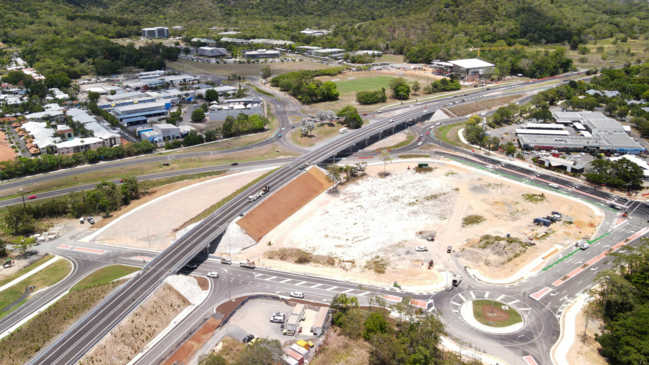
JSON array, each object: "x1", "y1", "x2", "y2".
[
  {"x1": 448, "y1": 58, "x2": 495, "y2": 80},
  {"x1": 300, "y1": 29, "x2": 330, "y2": 37},
  {"x1": 244, "y1": 49, "x2": 281, "y2": 59},
  {"x1": 56, "y1": 137, "x2": 105, "y2": 155},
  {"x1": 22, "y1": 121, "x2": 58, "y2": 150},
  {"x1": 198, "y1": 47, "x2": 230, "y2": 58}
]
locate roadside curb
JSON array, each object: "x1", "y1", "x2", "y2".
[{"x1": 550, "y1": 292, "x2": 589, "y2": 365}]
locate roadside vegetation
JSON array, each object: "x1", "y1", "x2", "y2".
[
  {"x1": 522, "y1": 193, "x2": 546, "y2": 203},
  {"x1": 591, "y1": 241, "x2": 649, "y2": 364},
  {"x1": 364, "y1": 256, "x2": 389, "y2": 274},
  {"x1": 0, "y1": 258, "x2": 71, "y2": 319},
  {"x1": 462, "y1": 215, "x2": 486, "y2": 227},
  {"x1": 264, "y1": 248, "x2": 336, "y2": 267},
  {"x1": 270, "y1": 68, "x2": 344, "y2": 104},
  {"x1": 0, "y1": 254, "x2": 53, "y2": 287},
  {"x1": 0, "y1": 265, "x2": 137, "y2": 365},
  {"x1": 199, "y1": 338, "x2": 283, "y2": 365}
]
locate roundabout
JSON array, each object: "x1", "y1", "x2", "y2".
[{"x1": 460, "y1": 299, "x2": 525, "y2": 334}]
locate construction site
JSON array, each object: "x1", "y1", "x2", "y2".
[{"x1": 219, "y1": 159, "x2": 603, "y2": 288}]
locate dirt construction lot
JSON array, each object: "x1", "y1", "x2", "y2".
[
  {"x1": 0, "y1": 131, "x2": 16, "y2": 162},
  {"x1": 237, "y1": 160, "x2": 601, "y2": 286},
  {"x1": 237, "y1": 167, "x2": 331, "y2": 241},
  {"x1": 91, "y1": 169, "x2": 271, "y2": 250}
]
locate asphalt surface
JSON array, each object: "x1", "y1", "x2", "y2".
[{"x1": 4, "y1": 71, "x2": 643, "y2": 365}]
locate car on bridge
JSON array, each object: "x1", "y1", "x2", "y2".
[
  {"x1": 290, "y1": 291, "x2": 304, "y2": 299},
  {"x1": 207, "y1": 271, "x2": 219, "y2": 278}
]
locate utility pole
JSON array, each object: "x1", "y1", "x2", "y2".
[{"x1": 19, "y1": 187, "x2": 25, "y2": 209}]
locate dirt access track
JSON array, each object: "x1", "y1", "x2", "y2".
[
  {"x1": 238, "y1": 167, "x2": 331, "y2": 241},
  {"x1": 236, "y1": 159, "x2": 602, "y2": 288}
]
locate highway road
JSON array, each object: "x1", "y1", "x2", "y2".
[{"x1": 9, "y1": 70, "x2": 643, "y2": 365}]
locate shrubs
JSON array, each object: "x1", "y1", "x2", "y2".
[
  {"x1": 222, "y1": 113, "x2": 269, "y2": 138},
  {"x1": 356, "y1": 88, "x2": 387, "y2": 105},
  {"x1": 462, "y1": 215, "x2": 485, "y2": 227},
  {"x1": 337, "y1": 106, "x2": 363, "y2": 129},
  {"x1": 389, "y1": 78, "x2": 410, "y2": 100},
  {"x1": 425, "y1": 78, "x2": 461, "y2": 93}
]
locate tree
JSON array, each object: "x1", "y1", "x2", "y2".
[
  {"x1": 199, "y1": 353, "x2": 227, "y2": 365},
  {"x1": 234, "y1": 339, "x2": 282, "y2": 365},
  {"x1": 261, "y1": 65, "x2": 272, "y2": 79},
  {"x1": 504, "y1": 141, "x2": 517, "y2": 156},
  {"x1": 205, "y1": 89, "x2": 219, "y2": 103},
  {"x1": 2, "y1": 206, "x2": 36, "y2": 235},
  {"x1": 363, "y1": 312, "x2": 389, "y2": 340},
  {"x1": 412, "y1": 81, "x2": 420, "y2": 94},
  {"x1": 337, "y1": 106, "x2": 363, "y2": 129},
  {"x1": 390, "y1": 78, "x2": 410, "y2": 100},
  {"x1": 120, "y1": 176, "x2": 140, "y2": 205},
  {"x1": 192, "y1": 108, "x2": 206, "y2": 122}
]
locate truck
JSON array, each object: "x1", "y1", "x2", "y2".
[
  {"x1": 240, "y1": 259, "x2": 256, "y2": 269},
  {"x1": 248, "y1": 185, "x2": 270, "y2": 202}
]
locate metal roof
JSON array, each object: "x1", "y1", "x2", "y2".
[{"x1": 448, "y1": 58, "x2": 495, "y2": 69}]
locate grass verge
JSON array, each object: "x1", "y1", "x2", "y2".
[
  {"x1": 177, "y1": 168, "x2": 278, "y2": 230},
  {"x1": 249, "y1": 84, "x2": 275, "y2": 98},
  {"x1": 0, "y1": 259, "x2": 72, "y2": 319},
  {"x1": 434, "y1": 121, "x2": 466, "y2": 147},
  {"x1": 0, "y1": 265, "x2": 137, "y2": 365},
  {"x1": 140, "y1": 170, "x2": 227, "y2": 191},
  {"x1": 472, "y1": 299, "x2": 522, "y2": 327},
  {"x1": 72, "y1": 265, "x2": 139, "y2": 291},
  {"x1": 0, "y1": 254, "x2": 54, "y2": 287},
  {"x1": 374, "y1": 134, "x2": 415, "y2": 151}
]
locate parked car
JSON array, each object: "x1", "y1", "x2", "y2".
[
  {"x1": 415, "y1": 246, "x2": 428, "y2": 252},
  {"x1": 27, "y1": 194, "x2": 37, "y2": 200},
  {"x1": 447, "y1": 246, "x2": 453, "y2": 254},
  {"x1": 270, "y1": 313, "x2": 285, "y2": 323},
  {"x1": 86, "y1": 216, "x2": 95, "y2": 225},
  {"x1": 220, "y1": 257, "x2": 232, "y2": 265},
  {"x1": 231, "y1": 162, "x2": 239, "y2": 166},
  {"x1": 207, "y1": 272, "x2": 219, "y2": 278},
  {"x1": 290, "y1": 291, "x2": 305, "y2": 299},
  {"x1": 79, "y1": 217, "x2": 85, "y2": 224},
  {"x1": 242, "y1": 334, "x2": 255, "y2": 343}
]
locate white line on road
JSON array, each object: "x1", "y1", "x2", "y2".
[
  {"x1": 326, "y1": 286, "x2": 338, "y2": 291},
  {"x1": 519, "y1": 308, "x2": 531, "y2": 311},
  {"x1": 254, "y1": 273, "x2": 264, "y2": 278},
  {"x1": 295, "y1": 281, "x2": 307, "y2": 286},
  {"x1": 311, "y1": 283, "x2": 323, "y2": 288},
  {"x1": 484, "y1": 291, "x2": 489, "y2": 298},
  {"x1": 358, "y1": 291, "x2": 371, "y2": 296},
  {"x1": 470, "y1": 291, "x2": 476, "y2": 299},
  {"x1": 280, "y1": 278, "x2": 291, "y2": 284},
  {"x1": 508, "y1": 299, "x2": 519, "y2": 305},
  {"x1": 458, "y1": 294, "x2": 467, "y2": 302},
  {"x1": 452, "y1": 310, "x2": 458, "y2": 313},
  {"x1": 341, "y1": 289, "x2": 354, "y2": 294},
  {"x1": 451, "y1": 301, "x2": 461, "y2": 306},
  {"x1": 264, "y1": 276, "x2": 276, "y2": 281},
  {"x1": 496, "y1": 294, "x2": 505, "y2": 301}
]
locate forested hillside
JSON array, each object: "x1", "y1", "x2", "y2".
[{"x1": 0, "y1": 0, "x2": 648, "y2": 79}]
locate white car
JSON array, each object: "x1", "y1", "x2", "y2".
[
  {"x1": 415, "y1": 246, "x2": 428, "y2": 252},
  {"x1": 207, "y1": 272, "x2": 219, "y2": 278},
  {"x1": 290, "y1": 291, "x2": 304, "y2": 299}
]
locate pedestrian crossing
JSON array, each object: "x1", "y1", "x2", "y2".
[{"x1": 251, "y1": 272, "x2": 375, "y2": 297}]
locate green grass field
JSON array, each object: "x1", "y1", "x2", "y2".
[
  {"x1": 0, "y1": 255, "x2": 53, "y2": 287},
  {"x1": 334, "y1": 76, "x2": 396, "y2": 94},
  {"x1": 473, "y1": 300, "x2": 522, "y2": 327},
  {"x1": 72, "y1": 265, "x2": 139, "y2": 291}
]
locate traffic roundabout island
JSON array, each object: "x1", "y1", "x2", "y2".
[{"x1": 460, "y1": 299, "x2": 525, "y2": 334}]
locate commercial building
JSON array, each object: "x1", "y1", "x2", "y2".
[
  {"x1": 141, "y1": 27, "x2": 169, "y2": 39},
  {"x1": 244, "y1": 49, "x2": 281, "y2": 59},
  {"x1": 311, "y1": 48, "x2": 345, "y2": 58},
  {"x1": 208, "y1": 97, "x2": 263, "y2": 121},
  {"x1": 56, "y1": 137, "x2": 105, "y2": 155},
  {"x1": 448, "y1": 58, "x2": 495, "y2": 80},
  {"x1": 300, "y1": 28, "x2": 330, "y2": 37},
  {"x1": 310, "y1": 307, "x2": 330, "y2": 336},
  {"x1": 138, "y1": 123, "x2": 193, "y2": 144},
  {"x1": 351, "y1": 50, "x2": 383, "y2": 57},
  {"x1": 283, "y1": 304, "x2": 305, "y2": 336},
  {"x1": 67, "y1": 108, "x2": 121, "y2": 147},
  {"x1": 197, "y1": 47, "x2": 230, "y2": 58},
  {"x1": 517, "y1": 110, "x2": 645, "y2": 154},
  {"x1": 111, "y1": 101, "x2": 171, "y2": 126}
]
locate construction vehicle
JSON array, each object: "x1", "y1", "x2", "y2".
[
  {"x1": 248, "y1": 185, "x2": 270, "y2": 202},
  {"x1": 240, "y1": 259, "x2": 256, "y2": 269},
  {"x1": 534, "y1": 217, "x2": 552, "y2": 226}
]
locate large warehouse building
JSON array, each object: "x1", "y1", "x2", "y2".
[
  {"x1": 517, "y1": 110, "x2": 645, "y2": 154},
  {"x1": 448, "y1": 58, "x2": 495, "y2": 80}
]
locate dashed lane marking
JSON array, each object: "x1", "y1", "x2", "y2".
[
  {"x1": 326, "y1": 286, "x2": 338, "y2": 292},
  {"x1": 341, "y1": 289, "x2": 354, "y2": 294},
  {"x1": 358, "y1": 291, "x2": 371, "y2": 296},
  {"x1": 280, "y1": 279, "x2": 291, "y2": 284},
  {"x1": 508, "y1": 299, "x2": 519, "y2": 306},
  {"x1": 496, "y1": 294, "x2": 505, "y2": 301},
  {"x1": 254, "y1": 273, "x2": 264, "y2": 278},
  {"x1": 458, "y1": 294, "x2": 467, "y2": 302},
  {"x1": 311, "y1": 283, "x2": 323, "y2": 288},
  {"x1": 452, "y1": 310, "x2": 459, "y2": 313},
  {"x1": 264, "y1": 276, "x2": 276, "y2": 281},
  {"x1": 470, "y1": 291, "x2": 476, "y2": 299},
  {"x1": 519, "y1": 307, "x2": 531, "y2": 311},
  {"x1": 294, "y1": 281, "x2": 307, "y2": 286},
  {"x1": 451, "y1": 301, "x2": 461, "y2": 306}
]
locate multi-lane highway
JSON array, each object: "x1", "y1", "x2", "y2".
[{"x1": 10, "y1": 70, "x2": 644, "y2": 365}]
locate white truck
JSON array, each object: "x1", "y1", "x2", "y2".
[{"x1": 248, "y1": 185, "x2": 270, "y2": 202}]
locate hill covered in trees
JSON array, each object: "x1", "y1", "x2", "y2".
[{"x1": 1, "y1": 0, "x2": 648, "y2": 79}]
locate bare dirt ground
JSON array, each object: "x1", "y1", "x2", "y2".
[
  {"x1": 237, "y1": 167, "x2": 331, "y2": 241},
  {"x1": 93, "y1": 169, "x2": 269, "y2": 250},
  {"x1": 362, "y1": 131, "x2": 410, "y2": 151},
  {"x1": 0, "y1": 131, "x2": 16, "y2": 162},
  {"x1": 447, "y1": 94, "x2": 523, "y2": 116},
  {"x1": 165, "y1": 317, "x2": 222, "y2": 365},
  {"x1": 235, "y1": 160, "x2": 600, "y2": 286},
  {"x1": 567, "y1": 305, "x2": 607, "y2": 365},
  {"x1": 80, "y1": 283, "x2": 190, "y2": 365}
]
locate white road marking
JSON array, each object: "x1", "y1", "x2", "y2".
[
  {"x1": 326, "y1": 286, "x2": 338, "y2": 291},
  {"x1": 484, "y1": 291, "x2": 489, "y2": 298},
  {"x1": 311, "y1": 283, "x2": 323, "y2": 288},
  {"x1": 470, "y1": 291, "x2": 476, "y2": 299},
  {"x1": 358, "y1": 291, "x2": 371, "y2": 296},
  {"x1": 254, "y1": 273, "x2": 264, "y2": 278},
  {"x1": 264, "y1": 276, "x2": 276, "y2": 281},
  {"x1": 451, "y1": 301, "x2": 461, "y2": 306},
  {"x1": 496, "y1": 294, "x2": 505, "y2": 301},
  {"x1": 295, "y1": 281, "x2": 307, "y2": 286},
  {"x1": 280, "y1": 278, "x2": 292, "y2": 284},
  {"x1": 341, "y1": 289, "x2": 354, "y2": 294},
  {"x1": 519, "y1": 307, "x2": 532, "y2": 311},
  {"x1": 452, "y1": 310, "x2": 459, "y2": 313},
  {"x1": 458, "y1": 294, "x2": 467, "y2": 302},
  {"x1": 508, "y1": 299, "x2": 519, "y2": 305}
]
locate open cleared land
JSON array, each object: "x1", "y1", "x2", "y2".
[
  {"x1": 290, "y1": 121, "x2": 342, "y2": 147},
  {"x1": 0, "y1": 265, "x2": 137, "y2": 365},
  {"x1": 363, "y1": 131, "x2": 414, "y2": 152},
  {"x1": 80, "y1": 283, "x2": 190, "y2": 365},
  {"x1": 472, "y1": 300, "x2": 522, "y2": 327},
  {"x1": 565, "y1": 37, "x2": 649, "y2": 69},
  {"x1": 237, "y1": 167, "x2": 331, "y2": 241},
  {"x1": 236, "y1": 160, "x2": 600, "y2": 287},
  {"x1": 311, "y1": 328, "x2": 371, "y2": 365},
  {"x1": 0, "y1": 132, "x2": 16, "y2": 162},
  {"x1": 94, "y1": 168, "x2": 272, "y2": 250},
  {"x1": 567, "y1": 302, "x2": 607, "y2": 365},
  {"x1": 333, "y1": 75, "x2": 396, "y2": 94},
  {"x1": 0, "y1": 259, "x2": 71, "y2": 319}
]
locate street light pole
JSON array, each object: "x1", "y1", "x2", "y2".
[{"x1": 19, "y1": 187, "x2": 25, "y2": 209}]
